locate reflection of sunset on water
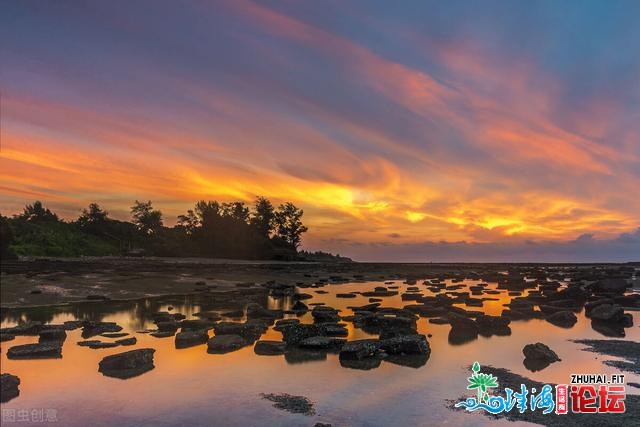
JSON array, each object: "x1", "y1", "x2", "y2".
[{"x1": 2, "y1": 277, "x2": 638, "y2": 426}]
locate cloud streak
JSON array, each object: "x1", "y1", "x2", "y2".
[{"x1": 0, "y1": 0, "x2": 638, "y2": 261}]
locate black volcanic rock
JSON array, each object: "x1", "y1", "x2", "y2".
[
  {"x1": 1, "y1": 373, "x2": 20, "y2": 403},
  {"x1": 81, "y1": 321, "x2": 123, "y2": 339},
  {"x1": 175, "y1": 330, "x2": 209, "y2": 348},
  {"x1": 98, "y1": 348, "x2": 155, "y2": 379},
  {"x1": 339, "y1": 340, "x2": 381, "y2": 360},
  {"x1": 7, "y1": 343, "x2": 62, "y2": 359},
  {"x1": 522, "y1": 342, "x2": 560, "y2": 372},
  {"x1": 588, "y1": 304, "x2": 624, "y2": 322},
  {"x1": 254, "y1": 340, "x2": 287, "y2": 355},
  {"x1": 545, "y1": 311, "x2": 578, "y2": 328},
  {"x1": 207, "y1": 334, "x2": 247, "y2": 354}
]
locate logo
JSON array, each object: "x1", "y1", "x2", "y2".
[{"x1": 455, "y1": 362, "x2": 626, "y2": 415}]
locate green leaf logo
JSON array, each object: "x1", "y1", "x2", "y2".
[{"x1": 467, "y1": 362, "x2": 499, "y2": 402}]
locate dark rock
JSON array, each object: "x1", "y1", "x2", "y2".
[
  {"x1": 63, "y1": 320, "x2": 83, "y2": 330},
  {"x1": 588, "y1": 304, "x2": 624, "y2": 322},
  {"x1": 359, "y1": 311, "x2": 417, "y2": 334},
  {"x1": 299, "y1": 336, "x2": 346, "y2": 349},
  {"x1": 155, "y1": 321, "x2": 180, "y2": 332},
  {"x1": 98, "y1": 348, "x2": 155, "y2": 379},
  {"x1": 428, "y1": 317, "x2": 450, "y2": 325},
  {"x1": 620, "y1": 313, "x2": 634, "y2": 328},
  {"x1": 284, "y1": 347, "x2": 327, "y2": 364},
  {"x1": 403, "y1": 304, "x2": 448, "y2": 317},
  {"x1": 115, "y1": 337, "x2": 137, "y2": 346},
  {"x1": 261, "y1": 393, "x2": 315, "y2": 416},
  {"x1": 447, "y1": 312, "x2": 478, "y2": 344},
  {"x1": 246, "y1": 303, "x2": 282, "y2": 320},
  {"x1": 401, "y1": 293, "x2": 424, "y2": 301},
  {"x1": 254, "y1": 340, "x2": 286, "y2": 355},
  {"x1": 1, "y1": 321, "x2": 43, "y2": 336},
  {"x1": 1, "y1": 373, "x2": 20, "y2": 403},
  {"x1": 349, "y1": 303, "x2": 380, "y2": 312},
  {"x1": 538, "y1": 304, "x2": 568, "y2": 315},
  {"x1": 336, "y1": 293, "x2": 357, "y2": 298},
  {"x1": 593, "y1": 278, "x2": 629, "y2": 294},
  {"x1": 380, "y1": 334, "x2": 430, "y2": 355},
  {"x1": 474, "y1": 314, "x2": 511, "y2": 336},
  {"x1": 340, "y1": 357, "x2": 381, "y2": 370},
  {"x1": 293, "y1": 293, "x2": 313, "y2": 300},
  {"x1": 524, "y1": 357, "x2": 554, "y2": 372},
  {"x1": 180, "y1": 319, "x2": 216, "y2": 331},
  {"x1": 339, "y1": 339, "x2": 381, "y2": 360},
  {"x1": 361, "y1": 287, "x2": 399, "y2": 297},
  {"x1": 273, "y1": 319, "x2": 300, "y2": 332},
  {"x1": 311, "y1": 306, "x2": 341, "y2": 323},
  {"x1": 319, "y1": 323, "x2": 348, "y2": 337},
  {"x1": 1, "y1": 333, "x2": 16, "y2": 342},
  {"x1": 81, "y1": 321, "x2": 123, "y2": 338},
  {"x1": 207, "y1": 334, "x2": 247, "y2": 354},
  {"x1": 590, "y1": 320, "x2": 625, "y2": 337},
  {"x1": 522, "y1": 342, "x2": 560, "y2": 372},
  {"x1": 149, "y1": 330, "x2": 175, "y2": 338},
  {"x1": 281, "y1": 323, "x2": 322, "y2": 345},
  {"x1": 38, "y1": 328, "x2": 67, "y2": 343},
  {"x1": 448, "y1": 327, "x2": 479, "y2": 345},
  {"x1": 175, "y1": 330, "x2": 209, "y2": 348},
  {"x1": 291, "y1": 300, "x2": 309, "y2": 312},
  {"x1": 212, "y1": 320, "x2": 268, "y2": 342},
  {"x1": 7, "y1": 343, "x2": 62, "y2": 359},
  {"x1": 613, "y1": 294, "x2": 640, "y2": 309},
  {"x1": 101, "y1": 332, "x2": 129, "y2": 338},
  {"x1": 78, "y1": 340, "x2": 120, "y2": 349},
  {"x1": 545, "y1": 311, "x2": 578, "y2": 328}
]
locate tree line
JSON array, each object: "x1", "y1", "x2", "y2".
[{"x1": 0, "y1": 197, "x2": 309, "y2": 260}]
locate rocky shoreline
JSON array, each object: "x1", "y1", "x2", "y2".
[{"x1": 1, "y1": 260, "x2": 638, "y2": 420}]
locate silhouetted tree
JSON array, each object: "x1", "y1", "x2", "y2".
[
  {"x1": 19, "y1": 201, "x2": 58, "y2": 222},
  {"x1": 194, "y1": 200, "x2": 221, "y2": 228},
  {"x1": 6, "y1": 198, "x2": 307, "y2": 260},
  {"x1": 274, "y1": 202, "x2": 308, "y2": 249},
  {"x1": 77, "y1": 203, "x2": 109, "y2": 233},
  {"x1": 131, "y1": 200, "x2": 163, "y2": 235},
  {"x1": 250, "y1": 196, "x2": 275, "y2": 238},
  {"x1": 221, "y1": 202, "x2": 250, "y2": 223},
  {"x1": 177, "y1": 209, "x2": 199, "y2": 235},
  {"x1": 1, "y1": 214, "x2": 15, "y2": 260}
]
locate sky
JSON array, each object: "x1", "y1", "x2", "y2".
[{"x1": 1, "y1": 0, "x2": 639, "y2": 262}]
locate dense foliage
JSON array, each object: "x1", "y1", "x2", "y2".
[{"x1": 1, "y1": 198, "x2": 311, "y2": 260}]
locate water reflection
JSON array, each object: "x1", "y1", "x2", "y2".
[{"x1": 1, "y1": 278, "x2": 639, "y2": 427}]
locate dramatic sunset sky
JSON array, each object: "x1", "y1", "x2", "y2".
[{"x1": 1, "y1": 1, "x2": 639, "y2": 261}]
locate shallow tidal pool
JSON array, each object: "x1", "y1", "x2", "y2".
[{"x1": 1, "y1": 278, "x2": 638, "y2": 426}]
